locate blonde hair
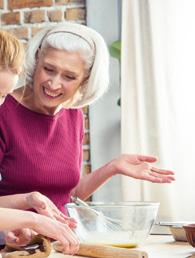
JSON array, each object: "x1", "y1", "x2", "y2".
[
  {"x1": 0, "y1": 30, "x2": 25, "y2": 73},
  {"x1": 25, "y1": 23, "x2": 109, "y2": 108}
]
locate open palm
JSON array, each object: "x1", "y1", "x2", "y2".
[{"x1": 112, "y1": 154, "x2": 175, "y2": 183}]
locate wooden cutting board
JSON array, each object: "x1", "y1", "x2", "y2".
[{"x1": 52, "y1": 243, "x2": 148, "y2": 258}]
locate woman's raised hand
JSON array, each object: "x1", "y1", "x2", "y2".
[{"x1": 110, "y1": 154, "x2": 175, "y2": 183}]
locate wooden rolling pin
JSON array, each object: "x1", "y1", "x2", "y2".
[{"x1": 54, "y1": 242, "x2": 148, "y2": 258}]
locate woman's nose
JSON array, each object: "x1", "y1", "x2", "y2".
[{"x1": 48, "y1": 76, "x2": 62, "y2": 89}]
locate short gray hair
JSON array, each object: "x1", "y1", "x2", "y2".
[{"x1": 25, "y1": 22, "x2": 110, "y2": 108}]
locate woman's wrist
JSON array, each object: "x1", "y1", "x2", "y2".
[{"x1": 103, "y1": 159, "x2": 118, "y2": 177}]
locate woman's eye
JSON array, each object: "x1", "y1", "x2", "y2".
[
  {"x1": 64, "y1": 75, "x2": 75, "y2": 81},
  {"x1": 44, "y1": 67, "x2": 54, "y2": 72}
]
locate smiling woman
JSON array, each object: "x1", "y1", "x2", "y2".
[
  {"x1": 0, "y1": 22, "x2": 174, "y2": 252},
  {"x1": 24, "y1": 24, "x2": 101, "y2": 109},
  {"x1": 0, "y1": 22, "x2": 175, "y2": 210},
  {"x1": 22, "y1": 48, "x2": 86, "y2": 115},
  {"x1": 0, "y1": 21, "x2": 110, "y2": 216}
]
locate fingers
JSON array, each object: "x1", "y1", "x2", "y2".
[
  {"x1": 66, "y1": 218, "x2": 77, "y2": 229},
  {"x1": 15, "y1": 228, "x2": 34, "y2": 245},
  {"x1": 137, "y1": 161, "x2": 175, "y2": 183},
  {"x1": 36, "y1": 215, "x2": 79, "y2": 255},
  {"x1": 59, "y1": 213, "x2": 73, "y2": 221},
  {"x1": 5, "y1": 229, "x2": 34, "y2": 246},
  {"x1": 55, "y1": 216, "x2": 77, "y2": 228},
  {"x1": 5, "y1": 231, "x2": 18, "y2": 244},
  {"x1": 151, "y1": 166, "x2": 175, "y2": 175},
  {"x1": 51, "y1": 210, "x2": 77, "y2": 228},
  {"x1": 29, "y1": 192, "x2": 62, "y2": 220},
  {"x1": 39, "y1": 208, "x2": 56, "y2": 219},
  {"x1": 55, "y1": 225, "x2": 80, "y2": 255},
  {"x1": 150, "y1": 167, "x2": 175, "y2": 182},
  {"x1": 61, "y1": 225, "x2": 80, "y2": 255},
  {"x1": 146, "y1": 169, "x2": 175, "y2": 183},
  {"x1": 137, "y1": 155, "x2": 158, "y2": 163},
  {"x1": 37, "y1": 204, "x2": 77, "y2": 228},
  {"x1": 55, "y1": 214, "x2": 77, "y2": 228},
  {"x1": 147, "y1": 175, "x2": 174, "y2": 183},
  {"x1": 54, "y1": 239, "x2": 80, "y2": 256},
  {"x1": 60, "y1": 236, "x2": 80, "y2": 255}
]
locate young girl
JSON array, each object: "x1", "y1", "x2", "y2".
[{"x1": 0, "y1": 30, "x2": 24, "y2": 102}]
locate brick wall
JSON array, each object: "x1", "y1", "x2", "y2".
[{"x1": 0, "y1": 0, "x2": 91, "y2": 176}]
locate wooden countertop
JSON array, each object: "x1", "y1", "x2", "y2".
[{"x1": 48, "y1": 235, "x2": 195, "y2": 258}]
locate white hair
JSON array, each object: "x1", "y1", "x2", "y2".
[{"x1": 25, "y1": 22, "x2": 110, "y2": 108}]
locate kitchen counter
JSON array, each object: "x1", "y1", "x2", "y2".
[
  {"x1": 137, "y1": 235, "x2": 195, "y2": 258},
  {"x1": 48, "y1": 235, "x2": 195, "y2": 258}
]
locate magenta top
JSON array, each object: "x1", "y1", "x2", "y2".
[{"x1": 0, "y1": 95, "x2": 84, "y2": 213}]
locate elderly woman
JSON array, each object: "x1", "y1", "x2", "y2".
[
  {"x1": 0, "y1": 22, "x2": 174, "y2": 208},
  {"x1": 0, "y1": 22, "x2": 174, "y2": 251}
]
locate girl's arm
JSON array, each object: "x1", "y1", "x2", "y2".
[
  {"x1": 0, "y1": 208, "x2": 79, "y2": 255},
  {"x1": 0, "y1": 192, "x2": 76, "y2": 228}
]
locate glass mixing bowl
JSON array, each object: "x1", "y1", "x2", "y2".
[{"x1": 65, "y1": 202, "x2": 159, "y2": 247}]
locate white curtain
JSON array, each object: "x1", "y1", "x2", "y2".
[{"x1": 121, "y1": 0, "x2": 195, "y2": 220}]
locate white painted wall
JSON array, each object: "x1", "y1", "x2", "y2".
[{"x1": 86, "y1": 0, "x2": 122, "y2": 201}]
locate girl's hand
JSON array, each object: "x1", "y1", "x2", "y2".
[
  {"x1": 26, "y1": 192, "x2": 77, "y2": 228},
  {"x1": 33, "y1": 215, "x2": 80, "y2": 255},
  {"x1": 5, "y1": 228, "x2": 36, "y2": 246},
  {"x1": 110, "y1": 154, "x2": 175, "y2": 183},
  {"x1": 5, "y1": 213, "x2": 80, "y2": 255}
]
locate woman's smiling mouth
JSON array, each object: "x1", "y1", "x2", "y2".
[{"x1": 43, "y1": 86, "x2": 62, "y2": 98}]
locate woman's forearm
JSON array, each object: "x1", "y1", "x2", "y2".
[
  {"x1": 73, "y1": 161, "x2": 116, "y2": 200},
  {"x1": 73, "y1": 154, "x2": 175, "y2": 200}
]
